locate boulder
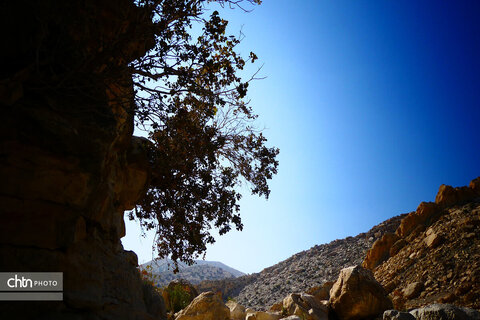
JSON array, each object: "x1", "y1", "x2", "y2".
[
  {"x1": 396, "y1": 202, "x2": 440, "y2": 238},
  {"x1": 362, "y1": 233, "x2": 399, "y2": 270},
  {"x1": 269, "y1": 301, "x2": 284, "y2": 312},
  {"x1": 409, "y1": 303, "x2": 480, "y2": 320},
  {"x1": 283, "y1": 293, "x2": 328, "y2": 320},
  {"x1": 226, "y1": 300, "x2": 246, "y2": 320},
  {"x1": 424, "y1": 231, "x2": 442, "y2": 248},
  {"x1": 469, "y1": 177, "x2": 480, "y2": 195},
  {"x1": 255, "y1": 311, "x2": 282, "y2": 320},
  {"x1": 280, "y1": 316, "x2": 302, "y2": 320},
  {"x1": 402, "y1": 282, "x2": 423, "y2": 299},
  {"x1": 246, "y1": 312, "x2": 257, "y2": 320},
  {"x1": 383, "y1": 310, "x2": 415, "y2": 320},
  {"x1": 329, "y1": 265, "x2": 393, "y2": 320},
  {"x1": 435, "y1": 185, "x2": 477, "y2": 208},
  {"x1": 390, "y1": 239, "x2": 407, "y2": 257},
  {"x1": 306, "y1": 281, "x2": 334, "y2": 301},
  {"x1": 175, "y1": 291, "x2": 230, "y2": 320}
]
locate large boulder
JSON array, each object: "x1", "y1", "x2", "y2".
[
  {"x1": 226, "y1": 300, "x2": 246, "y2": 320},
  {"x1": 306, "y1": 282, "x2": 334, "y2": 301},
  {"x1": 362, "y1": 233, "x2": 399, "y2": 270},
  {"x1": 402, "y1": 282, "x2": 423, "y2": 299},
  {"x1": 269, "y1": 301, "x2": 284, "y2": 313},
  {"x1": 175, "y1": 291, "x2": 230, "y2": 320},
  {"x1": 329, "y1": 265, "x2": 393, "y2": 320},
  {"x1": 255, "y1": 311, "x2": 283, "y2": 320},
  {"x1": 435, "y1": 184, "x2": 477, "y2": 208},
  {"x1": 396, "y1": 202, "x2": 440, "y2": 238},
  {"x1": 424, "y1": 228, "x2": 442, "y2": 248},
  {"x1": 246, "y1": 310, "x2": 257, "y2": 320},
  {"x1": 283, "y1": 293, "x2": 328, "y2": 320},
  {"x1": 389, "y1": 239, "x2": 407, "y2": 257},
  {"x1": 383, "y1": 310, "x2": 415, "y2": 320},
  {"x1": 409, "y1": 304, "x2": 480, "y2": 320},
  {"x1": 280, "y1": 316, "x2": 302, "y2": 320},
  {"x1": 469, "y1": 177, "x2": 480, "y2": 195}
]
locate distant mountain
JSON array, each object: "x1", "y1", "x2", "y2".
[
  {"x1": 192, "y1": 260, "x2": 245, "y2": 278},
  {"x1": 141, "y1": 259, "x2": 245, "y2": 287}
]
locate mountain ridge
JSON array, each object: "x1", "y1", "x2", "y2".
[{"x1": 141, "y1": 258, "x2": 245, "y2": 287}]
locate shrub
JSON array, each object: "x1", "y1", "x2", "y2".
[{"x1": 163, "y1": 282, "x2": 197, "y2": 313}]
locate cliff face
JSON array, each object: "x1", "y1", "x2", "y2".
[{"x1": 0, "y1": 1, "x2": 163, "y2": 319}]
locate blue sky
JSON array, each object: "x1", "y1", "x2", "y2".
[{"x1": 122, "y1": 1, "x2": 480, "y2": 274}]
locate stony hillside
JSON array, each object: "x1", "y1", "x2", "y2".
[
  {"x1": 143, "y1": 259, "x2": 245, "y2": 287},
  {"x1": 197, "y1": 177, "x2": 480, "y2": 314},
  {"x1": 197, "y1": 213, "x2": 406, "y2": 309},
  {"x1": 369, "y1": 179, "x2": 480, "y2": 311}
]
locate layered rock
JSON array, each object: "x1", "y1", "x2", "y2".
[{"x1": 0, "y1": 1, "x2": 163, "y2": 319}]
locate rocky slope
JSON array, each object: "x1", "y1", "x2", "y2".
[
  {"x1": 180, "y1": 264, "x2": 480, "y2": 320},
  {"x1": 370, "y1": 179, "x2": 480, "y2": 311},
  {"x1": 198, "y1": 178, "x2": 480, "y2": 313},
  {"x1": 142, "y1": 259, "x2": 245, "y2": 286},
  {"x1": 197, "y1": 213, "x2": 406, "y2": 309}
]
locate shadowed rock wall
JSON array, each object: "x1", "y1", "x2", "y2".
[{"x1": 0, "y1": 1, "x2": 164, "y2": 319}]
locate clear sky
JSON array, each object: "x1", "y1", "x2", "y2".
[{"x1": 122, "y1": 1, "x2": 480, "y2": 274}]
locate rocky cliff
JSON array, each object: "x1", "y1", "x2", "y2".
[
  {"x1": 369, "y1": 178, "x2": 480, "y2": 311},
  {"x1": 0, "y1": 1, "x2": 163, "y2": 319}
]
